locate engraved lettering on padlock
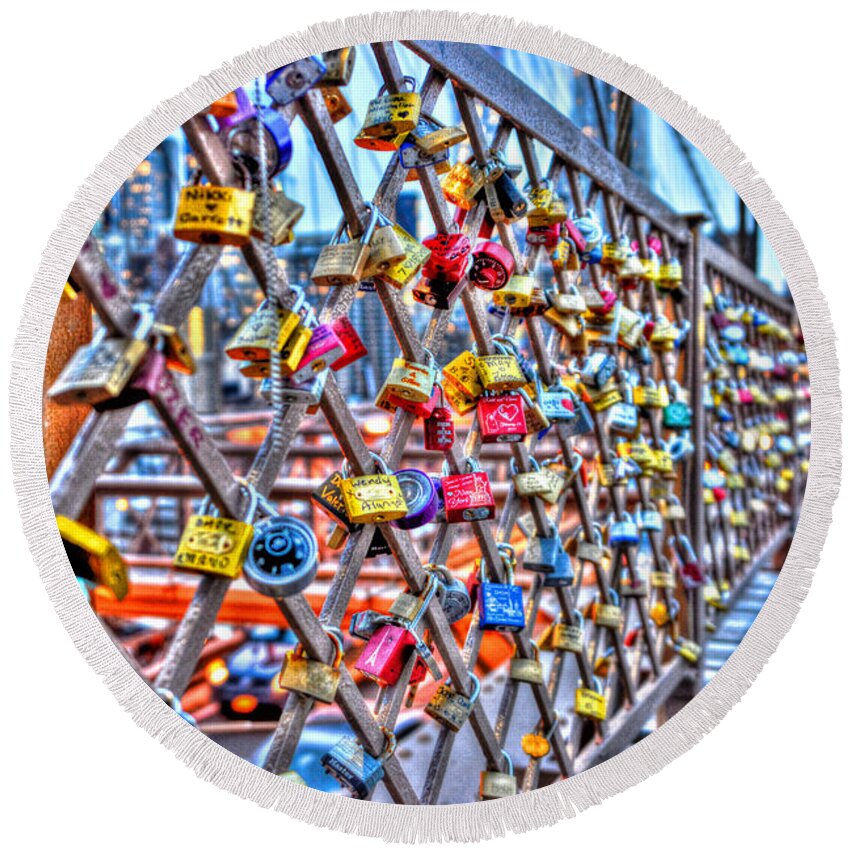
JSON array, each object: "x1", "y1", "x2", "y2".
[
  {"x1": 174, "y1": 183, "x2": 256, "y2": 246},
  {"x1": 278, "y1": 629, "x2": 344, "y2": 703},
  {"x1": 425, "y1": 673, "x2": 480, "y2": 732},
  {"x1": 311, "y1": 206, "x2": 378, "y2": 286}
]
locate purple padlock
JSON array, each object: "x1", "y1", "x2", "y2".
[
  {"x1": 392, "y1": 469, "x2": 439, "y2": 530},
  {"x1": 215, "y1": 88, "x2": 257, "y2": 133}
]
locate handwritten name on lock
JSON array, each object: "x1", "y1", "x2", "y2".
[
  {"x1": 176, "y1": 186, "x2": 254, "y2": 242},
  {"x1": 175, "y1": 516, "x2": 241, "y2": 571}
]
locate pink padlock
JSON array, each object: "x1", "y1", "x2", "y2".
[
  {"x1": 355, "y1": 623, "x2": 417, "y2": 687},
  {"x1": 563, "y1": 219, "x2": 587, "y2": 254},
  {"x1": 469, "y1": 241, "x2": 515, "y2": 291},
  {"x1": 291, "y1": 324, "x2": 344, "y2": 382},
  {"x1": 738, "y1": 386, "x2": 754, "y2": 404}
]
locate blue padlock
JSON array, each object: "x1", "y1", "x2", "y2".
[
  {"x1": 608, "y1": 512, "x2": 639, "y2": 547},
  {"x1": 543, "y1": 542, "x2": 575, "y2": 588},
  {"x1": 242, "y1": 515, "x2": 318, "y2": 598},
  {"x1": 478, "y1": 545, "x2": 525, "y2": 632},
  {"x1": 321, "y1": 729, "x2": 395, "y2": 799},
  {"x1": 266, "y1": 56, "x2": 327, "y2": 105},
  {"x1": 227, "y1": 105, "x2": 293, "y2": 178}
]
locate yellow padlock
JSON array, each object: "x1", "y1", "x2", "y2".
[
  {"x1": 174, "y1": 182, "x2": 255, "y2": 246},
  {"x1": 492, "y1": 275, "x2": 534, "y2": 309},
  {"x1": 575, "y1": 687, "x2": 607, "y2": 721},
  {"x1": 340, "y1": 455, "x2": 409, "y2": 524},
  {"x1": 475, "y1": 350, "x2": 526, "y2": 392},
  {"x1": 57, "y1": 515, "x2": 128, "y2": 601}
]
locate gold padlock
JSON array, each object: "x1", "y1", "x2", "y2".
[
  {"x1": 492, "y1": 274, "x2": 534, "y2": 309},
  {"x1": 174, "y1": 180, "x2": 255, "y2": 246},
  {"x1": 475, "y1": 351, "x2": 526, "y2": 392},
  {"x1": 442, "y1": 380, "x2": 477, "y2": 415},
  {"x1": 250, "y1": 186, "x2": 304, "y2": 245},
  {"x1": 225, "y1": 297, "x2": 306, "y2": 361},
  {"x1": 361, "y1": 212, "x2": 406, "y2": 278},
  {"x1": 441, "y1": 160, "x2": 487, "y2": 209},
  {"x1": 412, "y1": 114, "x2": 467, "y2": 155},
  {"x1": 384, "y1": 354, "x2": 437, "y2": 404},
  {"x1": 356, "y1": 76, "x2": 421, "y2": 139},
  {"x1": 442, "y1": 350, "x2": 484, "y2": 399},
  {"x1": 425, "y1": 674, "x2": 480, "y2": 732},
  {"x1": 57, "y1": 515, "x2": 128, "y2": 601},
  {"x1": 278, "y1": 630, "x2": 344, "y2": 703},
  {"x1": 551, "y1": 617, "x2": 585, "y2": 654},
  {"x1": 509, "y1": 643, "x2": 544, "y2": 684},
  {"x1": 173, "y1": 490, "x2": 257, "y2": 579},
  {"x1": 480, "y1": 755, "x2": 517, "y2": 800},
  {"x1": 376, "y1": 225, "x2": 431, "y2": 288},
  {"x1": 48, "y1": 306, "x2": 155, "y2": 406},
  {"x1": 340, "y1": 455, "x2": 409, "y2": 524},
  {"x1": 311, "y1": 206, "x2": 378, "y2": 286},
  {"x1": 153, "y1": 322, "x2": 196, "y2": 375}
]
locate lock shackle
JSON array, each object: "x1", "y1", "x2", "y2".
[
  {"x1": 447, "y1": 671, "x2": 481, "y2": 704},
  {"x1": 378, "y1": 726, "x2": 397, "y2": 762},
  {"x1": 523, "y1": 175, "x2": 551, "y2": 194},
  {"x1": 232, "y1": 478, "x2": 261, "y2": 523},
  {"x1": 407, "y1": 572, "x2": 439, "y2": 630},
  {"x1": 496, "y1": 542, "x2": 516, "y2": 585},
  {"x1": 515, "y1": 640, "x2": 540, "y2": 662},
  {"x1": 499, "y1": 749, "x2": 514, "y2": 777},
  {"x1": 197, "y1": 494, "x2": 217, "y2": 518},
  {"x1": 605, "y1": 589, "x2": 620, "y2": 607},
  {"x1": 510, "y1": 456, "x2": 540, "y2": 477},
  {"x1": 377, "y1": 75, "x2": 417, "y2": 97},
  {"x1": 322, "y1": 627, "x2": 345, "y2": 669},
  {"x1": 570, "y1": 609, "x2": 584, "y2": 629}
]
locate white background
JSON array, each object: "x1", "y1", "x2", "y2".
[{"x1": 1, "y1": 1, "x2": 846, "y2": 846}]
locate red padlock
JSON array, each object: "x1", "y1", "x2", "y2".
[
  {"x1": 712, "y1": 486, "x2": 727, "y2": 502},
  {"x1": 421, "y1": 233, "x2": 472, "y2": 284},
  {"x1": 526, "y1": 223, "x2": 561, "y2": 249},
  {"x1": 477, "y1": 392, "x2": 527, "y2": 443},
  {"x1": 329, "y1": 316, "x2": 367, "y2": 371},
  {"x1": 441, "y1": 462, "x2": 496, "y2": 523},
  {"x1": 424, "y1": 402, "x2": 455, "y2": 451},
  {"x1": 469, "y1": 241, "x2": 515, "y2": 291},
  {"x1": 388, "y1": 384, "x2": 440, "y2": 418}
]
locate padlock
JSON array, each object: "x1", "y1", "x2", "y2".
[
  {"x1": 469, "y1": 240, "x2": 515, "y2": 291},
  {"x1": 227, "y1": 106, "x2": 293, "y2": 178},
  {"x1": 374, "y1": 224, "x2": 431, "y2": 288},
  {"x1": 524, "y1": 524, "x2": 563, "y2": 574},
  {"x1": 550, "y1": 612, "x2": 585, "y2": 654},
  {"x1": 362, "y1": 211, "x2": 407, "y2": 278},
  {"x1": 92, "y1": 346, "x2": 167, "y2": 411},
  {"x1": 321, "y1": 729, "x2": 395, "y2": 799},
  {"x1": 512, "y1": 457, "x2": 555, "y2": 499},
  {"x1": 425, "y1": 673, "x2": 481, "y2": 732},
  {"x1": 575, "y1": 683, "x2": 607, "y2": 721},
  {"x1": 57, "y1": 515, "x2": 128, "y2": 601},
  {"x1": 328, "y1": 316, "x2": 367, "y2": 371},
  {"x1": 426, "y1": 563, "x2": 471, "y2": 624},
  {"x1": 441, "y1": 459, "x2": 496, "y2": 523},
  {"x1": 49, "y1": 306, "x2": 156, "y2": 407},
  {"x1": 442, "y1": 350, "x2": 484, "y2": 399},
  {"x1": 593, "y1": 591, "x2": 623, "y2": 630},
  {"x1": 484, "y1": 167, "x2": 528, "y2": 223},
  {"x1": 480, "y1": 751, "x2": 517, "y2": 800},
  {"x1": 657, "y1": 256, "x2": 683, "y2": 289},
  {"x1": 317, "y1": 47, "x2": 356, "y2": 87},
  {"x1": 242, "y1": 513, "x2": 319, "y2": 598},
  {"x1": 357, "y1": 76, "x2": 421, "y2": 140},
  {"x1": 174, "y1": 179, "x2": 256, "y2": 246},
  {"x1": 442, "y1": 380, "x2": 477, "y2": 415},
  {"x1": 608, "y1": 384, "x2": 639, "y2": 435},
  {"x1": 671, "y1": 637, "x2": 702, "y2": 664},
  {"x1": 581, "y1": 352, "x2": 618, "y2": 391},
  {"x1": 411, "y1": 276, "x2": 458, "y2": 310},
  {"x1": 423, "y1": 388, "x2": 455, "y2": 452},
  {"x1": 392, "y1": 468, "x2": 440, "y2": 530},
  {"x1": 384, "y1": 353, "x2": 437, "y2": 404},
  {"x1": 601, "y1": 235, "x2": 630, "y2": 270},
  {"x1": 663, "y1": 390, "x2": 693, "y2": 430},
  {"x1": 478, "y1": 545, "x2": 525, "y2": 632},
  {"x1": 492, "y1": 274, "x2": 534, "y2": 309},
  {"x1": 340, "y1": 454, "x2": 408, "y2": 524},
  {"x1": 311, "y1": 205, "x2": 378, "y2": 286},
  {"x1": 291, "y1": 323, "x2": 344, "y2": 382},
  {"x1": 421, "y1": 232, "x2": 472, "y2": 284},
  {"x1": 410, "y1": 114, "x2": 466, "y2": 154},
  {"x1": 320, "y1": 86, "x2": 353, "y2": 123},
  {"x1": 278, "y1": 628, "x2": 344, "y2": 703},
  {"x1": 173, "y1": 487, "x2": 260, "y2": 579},
  {"x1": 475, "y1": 349, "x2": 526, "y2": 393},
  {"x1": 634, "y1": 379, "x2": 669, "y2": 409},
  {"x1": 265, "y1": 56, "x2": 326, "y2": 105},
  {"x1": 356, "y1": 576, "x2": 441, "y2": 687},
  {"x1": 477, "y1": 391, "x2": 527, "y2": 443},
  {"x1": 311, "y1": 469, "x2": 350, "y2": 530},
  {"x1": 509, "y1": 642, "x2": 544, "y2": 684},
  {"x1": 441, "y1": 160, "x2": 488, "y2": 209},
  {"x1": 669, "y1": 533, "x2": 705, "y2": 590},
  {"x1": 225, "y1": 295, "x2": 306, "y2": 361},
  {"x1": 636, "y1": 504, "x2": 663, "y2": 533},
  {"x1": 250, "y1": 185, "x2": 304, "y2": 245},
  {"x1": 398, "y1": 114, "x2": 451, "y2": 170},
  {"x1": 539, "y1": 384, "x2": 576, "y2": 422}
]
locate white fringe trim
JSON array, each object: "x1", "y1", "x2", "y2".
[{"x1": 8, "y1": 11, "x2": 840, "y2": 842}]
